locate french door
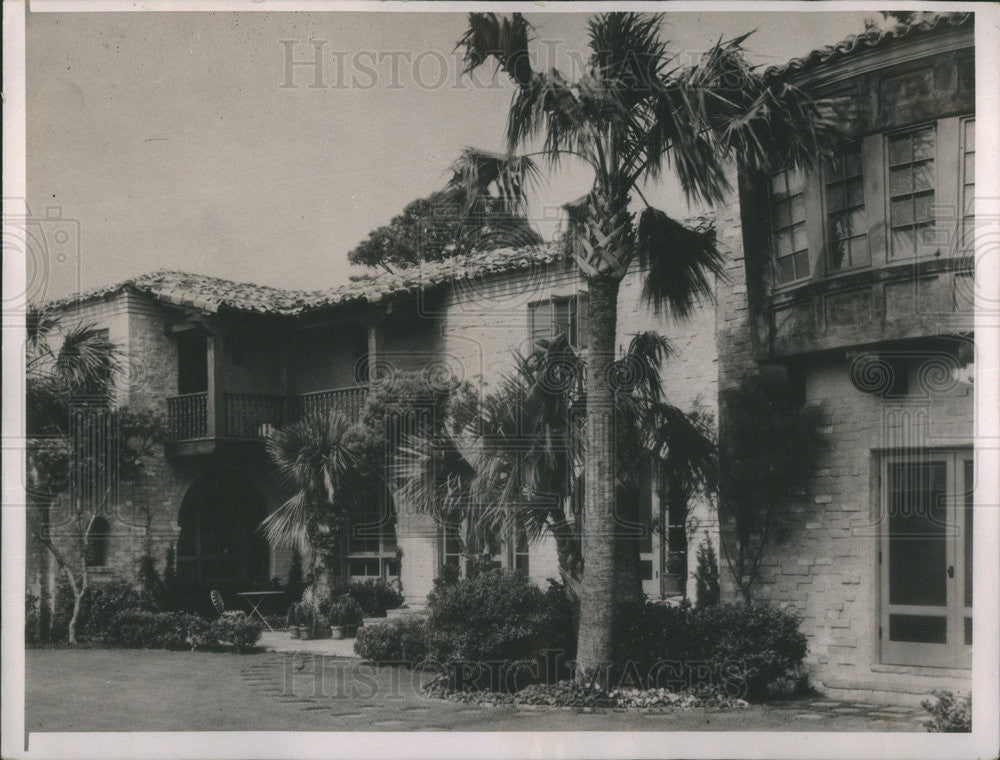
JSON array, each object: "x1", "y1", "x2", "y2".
[{"x1": 880, "y1": 450, "x2": 973, "y2": 668}]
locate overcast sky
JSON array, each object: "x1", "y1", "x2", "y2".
[{"x1": 26, "y1": 8, "x2": 875, "y2": 301}]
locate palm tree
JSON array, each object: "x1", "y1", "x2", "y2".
[
  {"x1": 261, "y1": 411, "x2": 358, "y2": 604},
  {"x1": 393, "y1": 331, "x2": 716, "y2": 605},
  {"x1": 453, "y1": 11, "x2": 837, "y2": 683}
]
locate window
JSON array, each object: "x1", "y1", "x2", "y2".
[
  {"x1": 888, "y1": 126, "x2": 936, "y2": 258},
  {"x1": 824, "y1": 144, "x2": 869, "y2": 271},
  {"x1": 176, "y1": 333, "x2": 208, "y2": 395},
  {"x1": 879, "y1": 451, "x2": 972, "y2": 668},
  {"x1": 528, "y1": 294, "x2": 588, "y2": 349},
  {"x1": 86, "y1": 516, "x2": 111, "y2": 567},
  {"x1": 347, "y1": 496, "x2": 398, "y2": 580},
  {"x1": 961, "y1": 119, "x2": 975, "y2": 250},
  {"x1": 770, "y1": 166, "x2": 809, "y2": 284},
  {"x1": 512, "y1": 525, "x2": 529, "y2": 577}
]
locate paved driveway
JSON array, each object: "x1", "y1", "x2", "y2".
[{"x1": 25, "y1": 648, "x2": 927, "y2": 734}]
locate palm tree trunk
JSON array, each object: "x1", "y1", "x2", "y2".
[{"x1": 575, "y1": 276, "x2": 620, "y2": 688}]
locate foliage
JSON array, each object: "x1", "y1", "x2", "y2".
[
  {"x1": 103, "y1": 609, "x2": 212, "y2": 650},
  {"x1": 326, "y1": 594, "x2": 364, "y2": 627},
  {"x1": 210, "y1": 615, "x2": 264, "y2": 653},
  {"x1": 718, "y1": 371, "x2": 827, "y2": 603},
  {"x1": 25, "y1": 594, "x2": 41, "y2": 646},
  {"x1": 425, "y1": 568, "x2": 550, "y2": 664},
  {"x1": 688, "y1": 603, "x2": 808, "y2": 700},
  {"x1": 49, "y1": 577, "x2": 156, "y2": 643},
  {"x1": 609, "y1": 600, "x2": 807, "y2": 701},
  {"x1": 694, "y1": 538, "x2": 721, "y2": 608},
  {"x1": 394, "y1": 333, "x2": 716, "y2": 599},
  {"x1": 347, "y1": 186, "x2": 542, "y2": 272},
  {"x1": 333, "y1": 578, "x2": 403, "y2": 617},
  {"x1": 354, "y1": 618, "x2": 429, "y2": 663},
  {"x1": 921, "y1": 691, "x2": 971, "y2": 732},
  {"x1": 423, "y1": 678, "x2": 748, "y2": 710},
  {"x1": 137, "y1": 554, "x2": 169, "y2": 608},
  {"x1": 163, "y1": 544, "x2": 177, "y2": 594}
]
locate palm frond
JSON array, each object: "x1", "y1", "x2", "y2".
[
  {"x1": 53, "y1": 323, "x2": 121, "y2": 397},
  {"x1": 457, "y1": 12, "x2": 534, "y2": 86},
  {"x1": 259, "y1": 491, "x2": 311, "y2": 551},
  {"x1": 637, "y1": 207, "x2": 725, "y2": 318},
  {"x1": 444, "y1": 148, "x2": 541, "y2": 219}
]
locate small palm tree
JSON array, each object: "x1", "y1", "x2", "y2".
[
  {"x1": 261, "y1": 411, "x2": 357, "y2": 602},
  {"x1": 452, "y1": 11, "x2": 837, "y2": 683},
  {"x1": 393, "y1": 331, "x2": 716, "y2": 605}
]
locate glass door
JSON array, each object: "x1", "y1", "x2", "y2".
[{"x1": 880, "y1": 451, "x2": 972, "y2": 668}]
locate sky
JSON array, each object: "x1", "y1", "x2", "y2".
[{"x1": 25, "y1": 7, "x2": 876, "y2": 302}]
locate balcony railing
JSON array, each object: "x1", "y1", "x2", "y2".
[
  {"x1": 295, "y1": 385, "x2": 368, "y2": 425},
  {"x1": 167, "y1": 392, "x2": 208, "y2": 439},
  {"x1": 167, "y1": 386, "x2": 369, "y2": 442},
  {"x1": 224, "y1": 393, "x2": 285, "y2": 438}
]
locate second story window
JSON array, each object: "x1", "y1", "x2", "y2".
[
  {"x1": 825, "y1": 144, "x2": 869, "y2": 271},
  {"x1": 888, "y1": 126, "x2": 936, "y2": 259},
  {"x1": 770, "y1": 166, "x2": 809, "y2": 285},
  {"x1": 528, "y1": 293, "x2": 589, "y2": 350}
]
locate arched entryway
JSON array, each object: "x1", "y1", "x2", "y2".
[{"x1": 176, "y1": 470, "x2": 270, "y2": 583}]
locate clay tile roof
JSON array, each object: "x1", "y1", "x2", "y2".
[
  {"x1": 763, "y1": 11, "x2": 973, "y2": 81},
  {"x1": 41, "y1": 242, "x2": 569, "y2": 317}
]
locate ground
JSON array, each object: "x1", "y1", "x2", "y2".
[{"x1": 25, "y1": 648, "x2": 928, "y2": 736}]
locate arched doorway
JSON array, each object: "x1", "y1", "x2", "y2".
[{"x1": 177, "y1": 470, "x2": 270, "y2": 584}]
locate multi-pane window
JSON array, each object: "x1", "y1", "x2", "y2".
[
  {"x1": 770, "y1": 166, "x2": 809, "y2": 284},
  {"x1": 347, "y1": 498, "x2": 398, "y2": 580},
  {"x1": 513, "y1": 526, "x2": 530, "y2": 577},
  {"x1": 528, "y1": 294, "x2": 588, "y2": 349},
  {"x1": 888, "y1": 126, "x2": 936, "y2": 258},
  {"x1": 961, "y1": 119, "x2": 975, "y2": 250},
  {"x1": 825, "y1": 144, "x2": 870, "y2": 270}
]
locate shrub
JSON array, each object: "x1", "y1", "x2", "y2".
[
  {"x1": 327, "y1": 594, "x2": 364, "y2": 627},
  {"x1": 210, "y1": 615, "x2": 264, "y2": 653},
  {"x1": 103, "y1": 609, "x2": 211, "y2": 650},
  {"x1": 81, "y1": 580, "x2": 158, "y2": 641},
  {"x1": 921, "y1": 690, "x2": 971, "y2": 732},
  {"x1": 334, "y1": 578, "x2": 403, "y2": 617},
  {"x1": 612, "y1": 599, "x2": 692, "y2": 686},
  {"x1": 425, "y1": 568, "x2": 550, "y2": 664},
  {"x1": 687, "y1": 603, "x2": 807, "y2": 700},
  {"x1": 25, "y1": 593, "x2": 41, "y2": 645},
  {"x1": 354, "y1": 617, "x2": 429, "y2": 663},
  {"x1": 694, "y1": 539, "x2": 720, "y2": 608}
]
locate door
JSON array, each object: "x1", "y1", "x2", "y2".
[{"x1": 880, "y1": 451, "x2": 972, "y2": 668}]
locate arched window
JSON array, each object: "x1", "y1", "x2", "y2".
[
  {"x1": 86, "y1": 516, "x2": 111, "y2": 567},
  {"x1": 176, "y1": 470, "x2": 269, "y2": 584}
]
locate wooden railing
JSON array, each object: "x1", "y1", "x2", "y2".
[
  {"x1": 167, "y1": 386, "x2": 369, "y2": 441},
  {"x1": 296, "y1": 385, "x2": 368, "y2": 424},
  {"x1": 167, "y1": 392, "x2": 208, "y2": 440},
  {"x1": 224, "y1": 393, "x2": 285, "y2": 438}
]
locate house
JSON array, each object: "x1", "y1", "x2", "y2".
[
  {"x1": 28, "y1": 11, "x2": 974, "y2": 704},
  {"x1": 716, "y1": 12, "x2": 974, "y2": 701},
  {"x1": 29, "y1": 242, "x2": 718, "y2": 618}
]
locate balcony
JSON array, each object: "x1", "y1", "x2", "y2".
[{"x1": 166, "y1": 386, "x2": 369, "y2": 453}]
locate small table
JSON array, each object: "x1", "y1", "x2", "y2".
[{"x1": 237, "y1": 590, "x2": 285, "y2": 631}]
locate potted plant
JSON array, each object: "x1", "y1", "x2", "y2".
[
  {"x1": 298, "y1": 602, "x2": 316, "y2": 641},
  {"x1": 328, "y1": 594, "x2": 364, "y2": 639}
]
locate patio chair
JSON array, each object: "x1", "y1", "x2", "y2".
[{"x1": 209, "y1": 590, "x2": 245, "y2": 620}]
